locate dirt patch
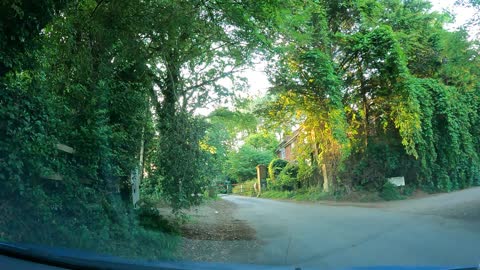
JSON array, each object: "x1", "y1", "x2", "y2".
[
  {"x1": 179, "y1": 199, "x2": 256, "y2": 241},
  {"x1": 409, "y1": 189, "x2": 430, "y2": 199},
  {"x1": 159, "y1": 199, "x2": 261, "y2": 263}
]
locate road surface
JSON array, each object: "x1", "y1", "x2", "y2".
[{"x1": 222, "y1": 188, "x2": 480, "y2": 269}]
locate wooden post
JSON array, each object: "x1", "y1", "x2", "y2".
[
  {"x1": 41, "y1": 143, "x2": 75, "y2": 181},
  {"x1": 256, "y1": 164, "x2": 267, "y2": 196},
  {"x1": 56, "y1": 143, "x2": 75, "y2": 154},
  {"x1": 322, "y1": 164, "x2": 329, "y2": 192},
  {"x1": 131, "y1": 127, "x2": 145, "y2": 207}
]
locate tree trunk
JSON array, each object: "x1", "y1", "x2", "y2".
[
  {"x1": 359, "y1": 64, "x2": 369, "y2": 148},
  {"x1": 322, "y1": 163, "x2": 329, "y2": 192},
  {"x1": 161, "y1": 59, "x2": 180, "y2": 118}
]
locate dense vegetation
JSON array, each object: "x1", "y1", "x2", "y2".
[
  {"x1": 1, "y1": 0, "x2": 479, "y2": 259},
  {"x1": 261, "y1": 0, "x2": 480, "y2": 195},
  {"x1": 0, "y1": 0, "x2": 278, "y2": 257}
]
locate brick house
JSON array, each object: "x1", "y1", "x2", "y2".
[{"x1": 275, "y1": 129, "x2": 300, "y2": 162}]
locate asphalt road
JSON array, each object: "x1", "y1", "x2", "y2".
[{"x1": 222, "y1": 188, "x2": 480, "y2": 269}]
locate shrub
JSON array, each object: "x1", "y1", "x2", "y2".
[
  {"x1": 276, "y1": 163, "x2": 299, "y2": 191},
  {"x1": 135, "y1": 199, "x2": 178, "y2": 234},
  {"x1": 268, "y1": 158, "x2": 288, "y2": 182},
  {"x1": 437, "y1": 172, "x2": 453, "y2": 192},
  {"x1": 380, "y1": 181, "x2": 402, "y2": 201},
  {"x1": 399, "y1": 184, "x2": 415, "y2": 196},
  {"x1": 297, "y1": 160, "x2": 315, "y2": 184}
]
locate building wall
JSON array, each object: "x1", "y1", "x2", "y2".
[
  {"x1": 276, "y1": 131, "x2": 300, "y2": 162},
  {"x1": 285, "y1": 144, "x2": 293, "y2": 161},
  {"x1": 276, "y1": 140, "x2": 296, "y2": 162}
]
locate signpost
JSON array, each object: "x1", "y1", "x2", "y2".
[
  {"x1": 387, "y1": 176, "x2": 405, "y2": 187},
  {"x1": 256, "y1": 164, "x2": 267, "y2": 196},
  {"x1": 40, "y1": 143, "x2": 74, "y2": 181}
]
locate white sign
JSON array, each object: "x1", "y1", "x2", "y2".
[{"x1": 387, "y1": 176, "x2": 405, "y2": 187}]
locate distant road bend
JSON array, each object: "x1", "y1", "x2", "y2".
[{"x1": 222, "y1": 187, "x2": 480, "y2": 269}]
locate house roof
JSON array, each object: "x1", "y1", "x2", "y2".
[{"x1": 275, "y1": 129, "x2": 300, "y2": 152}]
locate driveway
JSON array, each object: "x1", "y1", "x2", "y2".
[{"x1": 222, "y1": 187, "x2": 480, "y2": 269}]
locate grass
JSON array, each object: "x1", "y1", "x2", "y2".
[
  {"x1": 260, "y1": 187, "x2": 387, "y2": 202},
  {"x1": 229, "y1": 180, "x2": 418, "y2": 203},
  {"x1": 232, "y1": 179, "x2": 257, "y2": 197},
  {"x1": 261, "y1": 189, "x2": 335, "y2": 201}
]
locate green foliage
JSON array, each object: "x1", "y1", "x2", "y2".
[
  {"x1": 232, "y1": 179, "x2": 257, "y2": 197},
  {"x1": 227, "y1": 144, "x2": 274, "y2": 182},
  {"x1": 275, "y1": 163, "x2": 299, "y2": 191},
  {"x1": 344, "y1": 141, "x2": 415, "y2": 190},
  {"x1": 268, "y1": 158, "x2": 288, "y2": 182},
  {"x1": 402, "y1": 185, "x2": 416, "y2": 197},
  {"x1": 0, "y1": 0, "x2": 285, "y2": 258},
  {"x1": 203, "y1": 106, "x2": 268, "y2": 185},
  {"x1": 264, "y1": 0, "x2": 480, "y2": 195},
  {"x1": 297, "y1": 160, "x2": 317, "y2": 186},
  {"x1": 380, "y1": 182, "x2": 402, "y2": 201},
  {"x1": 226, "y1": 131, "x2": 277, "y2": 182},
  {"x1": 244, "y1": 133, "x2": 279, "y2": 153},
  {"x1": 135, "y1": 200, "x2": 178, "y2": 234},
  {"x1": 261, "y1": 190, "x2": 295, "y2": 199},
  {"x1": 2, "y1": 0, "x2": 480, "y2": 258},
  {"x1": 154, "y1": 113, "x2": 209, "y2": 211},
  {"x1": 0, "y1": 0, "x2": 67, "y2": 76},
  {"x1": 208, "y1": 107, "x2": 258, "y2": 142},
  {"x1": 0, "y1": 182, "x2": 178, "y2": 259}
]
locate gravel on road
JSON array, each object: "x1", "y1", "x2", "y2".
[{"x1": 172, "y1": 198, "x2": 261, "y2": 263}]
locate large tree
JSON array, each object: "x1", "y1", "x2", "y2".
[
  {"x1": 264, "y1": 0, "x2": 480, "y2": 192},
  {"x1": 140, "y1": 1, "x2": 281, "y2": 209}
]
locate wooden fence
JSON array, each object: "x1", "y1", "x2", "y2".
[{"x1": 232, "y1": 183, "x2": 255, "y2": 195}]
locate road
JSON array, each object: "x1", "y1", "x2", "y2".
[{"x1": 222, "y1": 187, "x2": 480, "y2": 269}]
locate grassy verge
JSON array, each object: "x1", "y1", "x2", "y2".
[
  {"x1": 0, "y1": 193, "x2": 180, "y2": 261},
  {"x1": 229, "y1": 179, "x2": 417, "y2": 203},
  {"x1": 259, "y1": 186, "x2": 409, "y2": 203}
]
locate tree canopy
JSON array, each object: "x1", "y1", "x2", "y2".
[
  {"x1": 1, "y1": 0, "x2": 479, "y2": 257},
  {"x1": 262, "y1": 0, "x2": 480, "y2": 192}
]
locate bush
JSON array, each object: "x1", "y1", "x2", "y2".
[
  {"x1": 380, "y1": 181, "x2": 402, "y2": 201},
  {"x1": 268, "y1": 158, "x2": 288, "y2": 182},
  {"x1": 437, "y1": 172, "x2": 453, "y2": 192},
  {"x1": 401, "y1": 185, "x2": 416, "y2": 196},
  {"x1": 297, "y1": 160, "x2": 315, "y2": 185},
  {"x1": 276, "y1": 163, "x2": 299, "y2": 191},
  {"x1": 135, "y1": 199, "x2": 178, "y2": 234}
]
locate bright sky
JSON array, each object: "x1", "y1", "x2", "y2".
[
  {"x1": 198, "y1": 0, "x2": 477, "y2": 115},
  {"x1": 430, "y1": 0, "x2": 478, "y2": 31}
]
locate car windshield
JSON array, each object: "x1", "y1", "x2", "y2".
[{"x1": 1, "y1": 0, "x2": 479, "y2": 269}]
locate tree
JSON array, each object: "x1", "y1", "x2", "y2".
[
  {"x1": 0, "y1": 0, "x2": 178, "y2": 257},
  {"x1": 227, "y1": 144, "x2": 275, "y2": 182},
  {"x1": 264, "y1": 0, "x2": 480, "y2": 192},
  {"x1": 263, "y1": 1, "x2": 350, "y2": 191},
  {"x1": 139, "y1": 1, "x2": 281, "y2": 210},
  {"x1": 0, "y1": 0, "x2": 67, "y2": 76},
  {"x1": 208, "y1": 106, "x2": 258, "y2": 149}
]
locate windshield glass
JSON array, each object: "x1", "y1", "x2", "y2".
[{"x1": 1, "y1": 0, "x2": 479, "y2": 268}]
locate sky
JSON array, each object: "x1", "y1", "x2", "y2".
[
  {"x1": 429, "y1": 0, "x2": 476, "y2": 26},
  {"x1": 198, "y1": 0, "x2": 477, "y2": 115}
]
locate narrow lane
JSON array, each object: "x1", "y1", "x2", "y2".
[{"x1": 222, "y1": 188, "x2": 480, "y2": 269}]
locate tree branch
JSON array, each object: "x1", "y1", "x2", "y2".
[
  {"x1": 184, "y1": 67, "x2": 245, "y2": 92},
  {"x1": 90, "y1": 0, "x2": 106, "y2": 17}
]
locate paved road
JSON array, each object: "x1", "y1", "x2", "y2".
[{"x1": 222, "y1": 188, "x2": 480, "y2": 269}]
